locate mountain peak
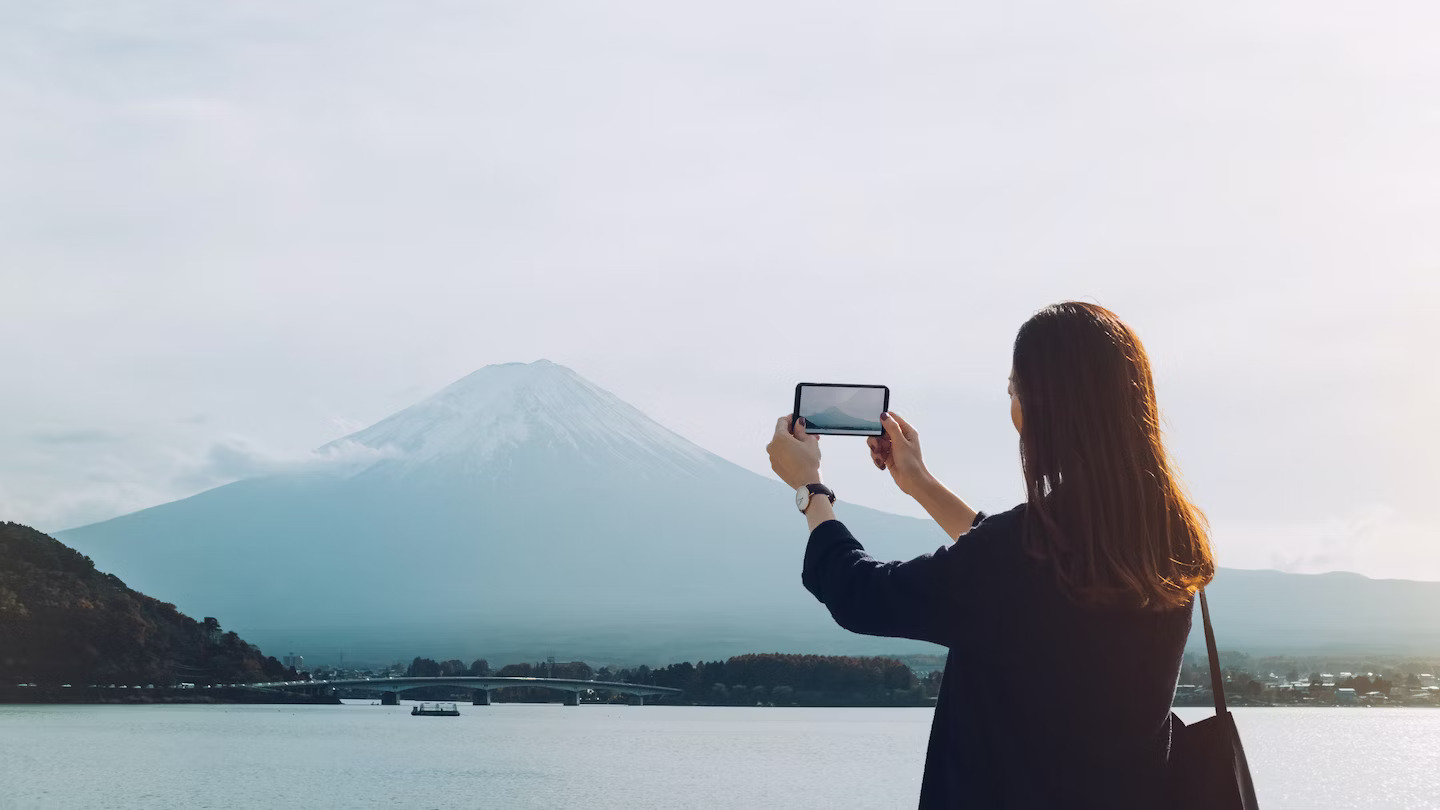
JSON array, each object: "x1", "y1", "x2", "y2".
[
  {"x1": 321, "y1": 361, "x2": 714, "y2": 476},
  {"x1": 436, "y1": 359, "x2": 578, "y2": 401}
]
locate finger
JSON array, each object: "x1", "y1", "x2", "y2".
[
  {"x1": 887, "y1": 411, "x2": 917, "y2": 440},
  {"x1": 881, "y1": 412, "x2": 911, "y2": 444}
]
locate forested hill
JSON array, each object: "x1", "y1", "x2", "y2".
[{"x1": 0, "y1": 522, "x2": 295, "y2": 686}]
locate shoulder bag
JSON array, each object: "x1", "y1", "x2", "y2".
[{"x1": 1166, "y1": 589, "x2": 1261, "y2": 809}]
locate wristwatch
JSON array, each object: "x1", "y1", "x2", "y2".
[{"x1": 795, "y1": 483, "x2": 836, "y2": 513}]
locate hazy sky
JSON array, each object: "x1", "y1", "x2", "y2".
[{"x1": 2, "y1": 0, "x2": 1437, "y2": 579}]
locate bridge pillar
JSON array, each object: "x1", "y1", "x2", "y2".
[
  {"x1": 564, "y1": 691, "x2": 580, "y2": 706},
  {"x1": 627, "y1": 694, "x2": 645, "y2": 706},
  {"x1": 472, "y1": 689, "x2": 490, "y2": 706},
  {"x1": 380, "y1": 691, "x2": 399, "y2": 706}
]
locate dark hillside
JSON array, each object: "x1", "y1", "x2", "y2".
[{"x1": 0, "y1": 522, "x2": 294, "y2": 686}]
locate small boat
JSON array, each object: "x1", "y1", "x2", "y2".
[{"x1": 411, "y1": 701, "x2": 460, "y2": 717}]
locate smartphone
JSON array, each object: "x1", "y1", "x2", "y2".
[{"x1": 792, "y1": 383, "x2": 890, "y2": 436}]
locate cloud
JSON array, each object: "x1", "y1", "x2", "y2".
[
  {"x1": 0, "y1": 431, "x2": 404, "y2": 533},
  {"x1": 177, "y1": 436, "x2": 402, "y2": 489}
]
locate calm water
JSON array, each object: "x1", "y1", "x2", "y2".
[{"x1": 1, "y1": 702, "x2": 1436, "y2": 809}]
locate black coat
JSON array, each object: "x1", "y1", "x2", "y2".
[{"x1": 802, "y1": 505, "x2": 1191, "y2": 809}]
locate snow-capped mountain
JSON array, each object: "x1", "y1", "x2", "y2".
[
  {"x1": 57, "y1": 361, "x2": 1440, "y2": 664},
  {"x1": 329, "y1": 360, "x2": 715, "y2": 479},
  {"x1": 57, "y1": 361, "x2": 949, "y2": 663}
]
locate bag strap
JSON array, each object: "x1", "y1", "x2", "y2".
[{"x1": 1199, "y1": 589, "x2": 1229, "y2": 715}]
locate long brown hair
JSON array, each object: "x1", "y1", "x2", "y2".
[{"x1": 1011, "y1": 302, "x2": 1214, "y2": 610}]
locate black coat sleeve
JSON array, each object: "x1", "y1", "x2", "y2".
[{"x1": 801, "y1": 515, "x2": 990, "y2": 647}]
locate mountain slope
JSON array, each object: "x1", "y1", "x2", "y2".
[
  {"x1": 0, "y1": 522, "x2": 294, "y2": 684},
  {"x1": 1201, "y1": 567, "x2": 1440, "y2": 654},
  {"x1": 57, "y1": 361, "x2": 1440, "y2": 663}
]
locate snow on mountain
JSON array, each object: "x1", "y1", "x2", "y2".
[{"x1": 330, "y1": 360, "x2": 715, "y2": 478}]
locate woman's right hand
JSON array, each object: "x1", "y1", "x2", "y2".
[{"x1": 867, "y1": 412, "x2": 933, "y2": 497}]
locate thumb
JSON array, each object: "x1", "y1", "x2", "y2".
[
  {"x1": 793, "y1": 416, "x2": 815, "y2": 442},
  {"x1": 882, "y1": 412, "x2": 913, "y2": 443}
]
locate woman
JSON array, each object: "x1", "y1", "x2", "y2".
[{"x1": 767, "y1": 302, "x2": 1215, "y2": 809}]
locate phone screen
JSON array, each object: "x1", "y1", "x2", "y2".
[{"x1": 793, "y1": 383, "x2": 889, "y2": 436}]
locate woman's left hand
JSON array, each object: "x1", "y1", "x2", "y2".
[{"x1": 767, "y1": 415, "x2": 822, "y2": 489}]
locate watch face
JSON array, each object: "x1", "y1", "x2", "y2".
[{"x1": 795, "y1": 486, "x2": 809, "y2": 511}]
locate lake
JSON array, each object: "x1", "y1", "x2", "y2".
[{"x1": 1, "y1": 702, "x2": 1435, "y2": 808}]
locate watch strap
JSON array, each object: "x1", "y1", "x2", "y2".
[{"x1": 805, "y1": 483, "x2": 836, "y2": 505}]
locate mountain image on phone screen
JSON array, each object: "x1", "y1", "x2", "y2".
[{"x1": 798, "y1": 386, "x2": 885, "y2": 434}]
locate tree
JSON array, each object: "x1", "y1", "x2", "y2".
[
  {"x1": 469, "y1": 659, "x2": 490, "y2": 677},
  {"x1": 549, "y1": 660, "x2": 592, "y2": 680},
  {"x1": 1287, "y1": 669, "x2": 1300, "y2": 683},
  {"x1": 1342, "y1": 675, "x2": 1373, "y2": 694},
  {"x1": 882, "y1": 661, "x2": 916, "y2": 691}
]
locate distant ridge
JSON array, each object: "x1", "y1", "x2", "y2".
[{"x1": 58, "y1": 361, "x2": 1440, "y2": 663}]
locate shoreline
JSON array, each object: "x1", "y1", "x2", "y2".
[
  {"x1": 0, "y1": 686, "x2": 339, "y2": 705},
  {"x1": 4, "y1": 694, "x2": 1434, "y2": 708}
]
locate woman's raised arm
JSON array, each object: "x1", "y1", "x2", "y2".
[
  {"x1": 869, "y1": 412, "x2": 979, "y2": 540},
  {"x1": 911, "y1": 476, "x2": 980, "y2": 541}
]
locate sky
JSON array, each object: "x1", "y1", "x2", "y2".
[{"x1": 1, "y1": 0, "x2": 1437, "y2": 579}]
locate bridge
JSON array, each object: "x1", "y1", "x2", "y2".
[{"x1": 239, "y1": 675, "x2": 683, "y2": 706}]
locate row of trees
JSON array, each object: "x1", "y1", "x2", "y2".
[
  {"x1": 1175, "y1": 650, "x2": 1434, "y2": 705},
  {"x1": 401, "y1": 657, "x2": 599, "y2": 680},
  {"x1": 617, "y1": 654, "x2": 935, "y2": 705},
  {"x1": 404, "y1": 657, "x2": 491, "y2": 677},
  {"x1": 402, "y1": 648, "x2": 1437, "y2": 708},
  {"x1": 396, "y1": 652, "x2": 942, "y2": 706},
  {"x1": 394, "y1": 658, "x2": 596, "y2": 702}
]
